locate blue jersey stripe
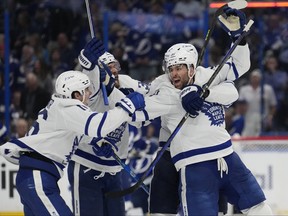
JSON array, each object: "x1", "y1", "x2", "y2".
[
  {"x1": 10, "y1": 139, "x2": 33, "y2": 150},
  {"x1": 10, "y1": 139, "x2": 65, "y2": 169},
  {"x1": 231, "y1": 62, "x2": 239, "y2": 79},
  {"x1": 85, "y1": 113, "x2": 98, "y2": 135},
  {"x1": 143, "y1": 109, "x2": 149, "y2": 121},
  {"x1": 172, "y1": 140, "x2": 232, "y2": 164},
  {"x1": 75, "y1": 149, "x2": 124, "y2": 166},
  {"x1": 97, "y1": 112, "x2": 107, "y2": 137}
]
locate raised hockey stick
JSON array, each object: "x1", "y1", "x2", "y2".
[
  {"x1": 84, "y1": 0, "x2": 109, "y2": 106},
  {"x1": 106, "y1": 19, "x2": 254, "y2": 198},
  {"x1": 197, "y1": 0, "x2": 248, "y2": 66}
]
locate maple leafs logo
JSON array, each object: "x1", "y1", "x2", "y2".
[{"x1": 201, "y1": 102, "x2": 224, "y2": 126}]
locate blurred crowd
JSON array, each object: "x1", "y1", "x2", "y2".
[{"x1": 0, "y1": 0, "x2": 288, "y2": 142}]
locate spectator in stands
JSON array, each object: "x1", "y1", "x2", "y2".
[
  {"x1": 172, "y1": 0, "x2": 203, "y2": 19},
  {"x1": 13, "y1": 118, "x2": 29, "y2": 139},
  {"x1": 18, "y1": 44, "x2": 37, "y2": 87},
  {"x1": 227, "y1": 100, "x2": 248, "y2": 137},
  {"x1": 263, "y1": 55, "x2": 288, "y2": 106},
  {"x1": 50, "y1": 48, "x2": 69, "y2": 80},
  {"x1": 33, "y1": 58, "x2": 54, "y2": 94},
  {"x1": 19, "y1": 72, "x2": 51, "y2": 123},
  {"x1": 55, "y1": 32, "x2": 77, "y2": 69},
  {"x1": 239, "y1": 69, "x2": 277, "y2": 136}
]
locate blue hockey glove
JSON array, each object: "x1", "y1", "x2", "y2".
[
  {"x1": 99, "y1": 61, "x2": 116, "y2": 96},
  {"x1": 218, "y1": 6, "x2": 246, "y2": 41},
  {"x1": 92, "y1": 142, "x2": 113, "y2": 158},
  {"x1": 180, "y1": 84, "x2": 206, "y2": 117},
  {"x1": 78, "y1": 38, "x2": 105, "y2": 70},
  {"x1": 116, "y1": 92, "x2": 145, "y2": 116}
]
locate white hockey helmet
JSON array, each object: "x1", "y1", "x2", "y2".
[
  {"x1": 163, "y1": 43, "x2": 198, "y2": 73},
  {"x1": 98, "y1": 52, "x2": 117, "y2": 65},
  {"x1": 55, "y1": 70, "x2": 91, "y2": 98},
  {"x1": 98, "y1": 52, "x2": 121, "y2": 71}
]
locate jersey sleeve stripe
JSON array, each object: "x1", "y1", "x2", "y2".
[
  {"x1": 85, "y1": 113, "x2": 98, "y2": 135},
  {"x1": 231, "y1": 62, "x2": 239, "y2": 79},
  {"x1": 97, "y1": 112, "x2": 107, "y2": 137},
  {"x1": 10, "y1": 139, "x2": 34, "y2": 150},
  {"x1": 143, "y1": 109, "x2": 150, "y2": 121}
]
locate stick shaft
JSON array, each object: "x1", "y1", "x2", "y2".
[{"x1": 84, "y1": 0, "x2": 109, "y2": 105}]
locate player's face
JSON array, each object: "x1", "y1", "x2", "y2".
[
  {"x1": 108, "y1": 61, "x2": 121, "y2": 88},
  {"x1": 168, "y1": 64, "x2": 194, "y2": 89}
]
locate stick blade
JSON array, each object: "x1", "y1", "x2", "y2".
[
  {"x1": 228, "y1": 0, "x2": 248, "y2": 10},
  {"x1": 105, "y1": 181, "x2": 142, "y2": 198}
]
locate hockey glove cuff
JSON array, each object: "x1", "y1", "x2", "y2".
[
  {"x1": 116, "y1": 92, "x2": 145, "y2": 116},
  {"x1": 78, "y1": 38, "x2": 105, "y2": 70}
]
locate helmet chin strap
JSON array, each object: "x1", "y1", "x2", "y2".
[
  {"x1": 187, "y1": 64, "x2": 196, "y2": 85},
  {"x1": 81, "y1": 90, "x2": 86, "y2": 104}
]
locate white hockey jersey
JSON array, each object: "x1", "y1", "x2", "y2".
[
  {"x1": 119, "y1": 44, "x2": 250, "y2": 170},
  {"x1": 0, "y1": 94, "x2": 131, "y2": 172},
  {"x1": 71, "y1": 68, "x2": 131, "y2": 173}
]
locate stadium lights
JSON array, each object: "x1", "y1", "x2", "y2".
[{"x1": 210, "y1": 2, "x2": 288, "y2": 8}]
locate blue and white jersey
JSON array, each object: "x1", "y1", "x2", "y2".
[
  {"x1": 71, "y1": 67, "x2": 131, "y2": 173},
  {"x1": 123, "y1": 44, "x2": 250, "y2": 170},
  {"x1": 0, "y1": 93, "x2": 131, "y2": 172}
]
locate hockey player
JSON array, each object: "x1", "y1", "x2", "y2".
[
  {"x1": 107, "y1": 6, "x2": 272, "y2": 216},
  {"x1": 67, "y1": 48, "x2": 136, "y2": 216},
  {"x1": 0, "y1": 42, "x2": 145, "y2": 215}
]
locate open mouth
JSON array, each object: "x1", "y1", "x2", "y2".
[{"x1": 173, "y1": 79, "x2": 180, "y2": 86}]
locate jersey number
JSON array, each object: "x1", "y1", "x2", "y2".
[{"x1": 28, "y1": 109, "x2": 48, "y2": 135}]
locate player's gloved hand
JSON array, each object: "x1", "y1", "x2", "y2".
[
  {"x1": 116, "y1": 92, "x2": 145, "y2": 116},
  {"x1": 99, "y1": 61, "x2": 115, "y2": 96},
  {"x1": 92, "y1": 142, "x2": 113, "y2": 158},
  {"x1": 78, "y1": 38, "x2": 105, "y2": 70},
  {"x1": 218, "y1": 6, "x2": 246, "y2": 42},
  {"x1": 180, "y1": 84, "x2": 207, "y2": 117}
]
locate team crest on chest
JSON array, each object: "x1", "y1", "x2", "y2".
[{"x1": 201, "y1": 102, "x2": 224, "y2": 126}]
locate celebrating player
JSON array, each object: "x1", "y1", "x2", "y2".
[
  {"x1": 113, "y1": 7, "x2": 272, "y2": 216},
  {"x1": 67, "y1": 49, "x2": 136, "y2": 216},
  {"x1": 0, "y1": 39, "x2": 145, "y2": 216},
  {"x1": 136, "y1": 5, "x2": 272, "y2": 215}
]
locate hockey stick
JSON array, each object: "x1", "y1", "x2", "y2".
[
  {"x1": 197, "y1": 0, "x2": 248, "y2": 66},
  {"x1": 93, "y1": 144, "x2": 149, "y2": 194},
  {"x1": 84, "y1": 0, "x2": 148, "y2": 194},
  {"x1": 106, "y1": 19, "x2": 254, "y2": 198},
  {"x1": 84, "y1": 0, "x2": 109, "y2": 106},
  {"x1": 112, "y1": 152, "x2": 149, "y2": 194}
]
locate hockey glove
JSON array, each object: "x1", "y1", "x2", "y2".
[
  {"x1": 218, "y1": 6, "x2": 246, "y2": 42},
  {"x1": 180, "y1": 84, "x2": 207, "y2": 117},
  {"x1": 116, "y1": 92, "x2": 145, "y2": 116},
  {"x1": 78, "y1": 38, "x2": 105, "y2": 70},
  {"x1": 99, "y1": 61, "x2": 116, "y2": 96},
  {"x1": 92, "y1": 143, "x2": 113, "y2": 158}
]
